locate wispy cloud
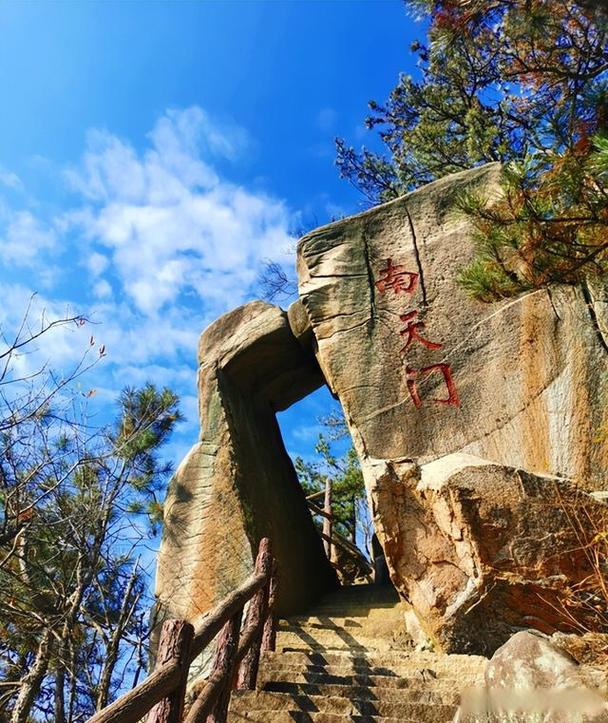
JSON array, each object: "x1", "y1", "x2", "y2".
[
  {"x1": 0, "y1": 209, "x2": 56, "y2": 266},
  {"x1": 0, "y1": 106, "x2": 297, "y2": 452},
  {"x1": 0, "y1": 166, "x2": 23, "y2": 190},
  {"x1": 64, "y1": 106, "x2": 293, "y2": 316}
]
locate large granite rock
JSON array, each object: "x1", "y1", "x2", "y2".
[
  {"x1": 297, "y1": 164, "x2": 608, "y2": 652},
  {"x1": 370, "y1": 452, "x2": 608, "y2": 655},
  {"x1": 297, "y1": 163, "x2": 608, "y2": 484},
  {"x1": 157, "y1": 164, "x2": 608, "y2": 661},
  {"x1": 155, "y1": 301, "x2": 337, "y2": 631}
]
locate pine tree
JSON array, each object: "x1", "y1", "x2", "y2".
[
  {"x1": 337, "y1": 1, "x2": 608, "y2": 299},
  {"x1": 0, "y1": 307, "x2": 181, "y2": 721}
]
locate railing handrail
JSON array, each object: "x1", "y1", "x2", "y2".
[
  {"x1": 306, "y1": 496, "x2": 373, "y2": 576},
  {"x1": 87, "y1": 539, "x2": 276, "y2": 723},
  {"x1": 317, "y1": 528, "x2": 373, "y2": 574},
  {"x1": 307, "y1": 499, "x2": 334, "y2": 521},
  {"x1": 190, "y1": 569, "x2": 269, "y2": 659},
  {"x1": 305, "y1": 489, "x2": 326, "y2": 501}
]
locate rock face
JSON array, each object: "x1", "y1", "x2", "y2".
[
  {"x1": 369, "y1": 452, "x2": 607, "y2": 654},
  {"x1": 157, "y1": 164, "x2": 608, "y2": 660},
  {"x1": 155, "y1": 301, "x2": 337, "y2": 629},
  {"x1": 297, "y1": 163, "x2": 608, "y2": 483}
]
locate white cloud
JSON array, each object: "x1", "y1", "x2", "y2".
[
  {"x1": 0, "y1": 210, "x2": 57, "y2": 266},
  {"x1": 0, "y1": 167, "x2": 23, "y2": 190},
  {"x1": 0, "y1": 107, "x2": 300, "y2": 442},
  {"x1": 67, "y1": 106, "x2": 293, "y2": 316},
  {"x1": 93, "y1": 279, "x2": 112, "y2": 298},
  {"x1": 87, "y1": 251, "x2": 109, "y2": 276}
]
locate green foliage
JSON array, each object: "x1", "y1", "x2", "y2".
[
  {"x1": 337, "y1": 0, "x2": 608, "y2": 298},
  {"x1": 295, "y1": 434, "x2": 366, "y2": 544},
  {"x1": 458, "y1": 135, "x2": 608, "y2": 299},
  {"x1": 0, "y1": 312, "x2": 181, "y2": 721}
]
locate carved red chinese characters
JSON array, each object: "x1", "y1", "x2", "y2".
[
  {"x1": 406, "y1": 363, "x2": 460, "y2": 408},
  {"x1": 376, "y1": 258, "x2": 460, "y2": 409},
  {"x1": 399, "y1": 310, "x2": 443, "y2": 353},
  {"x1": 375, "y1": 258, "x2": 419, "y2": 295}
]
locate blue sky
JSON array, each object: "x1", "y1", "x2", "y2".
[{"x1": 0, "y1": 1, "x2": 422, "y2": 472}]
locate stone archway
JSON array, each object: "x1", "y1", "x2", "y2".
[
  {"x1": 157, "y1": 163, "x2": 608, "y2": 655},
  {"x1": 155, "y1": 300, "x2": 338, "y2": 627}
]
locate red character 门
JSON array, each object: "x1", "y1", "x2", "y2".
[{"x1": 405, "y1": 363, "x2": 460, "y2": 408}]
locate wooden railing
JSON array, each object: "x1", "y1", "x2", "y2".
[
  {"x1": 306, "y1": 487, "x2": 373, "y2": 578},
  {"x1": 87, "y1": 538, "x2": 277, "y2": 723}
]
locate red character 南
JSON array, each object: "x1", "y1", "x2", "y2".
[
  {"x1": 405, "y1": 363, "x2": 460, "y2": 408},
  {"x1": 399, "y1": 310, "x2": 443, "y2": 353},
  {"x1": 375, "y1": 258, "x2": 419, "y2": 295}
]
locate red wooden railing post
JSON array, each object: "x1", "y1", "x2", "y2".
[
  {"x1": 146, "y1": 619, "x2": 194, "y2": 723},
  {"x1": 261, "y1": 562, "x2": 278, "y2": 653},
  {"x1": 236, "y1": 538, "x2": 272, "y2": 690},
  {"x1": 207, "y1": 612, "x2": 242, "y2": 723},
  {"x1": 323, "y1": 477, "x2": 333, "y2": 560},
  {"x1": 184, "y1": 611, "x2": 242, "y2": 723}
]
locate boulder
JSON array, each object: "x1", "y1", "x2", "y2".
[
  {"x1": 370, "y1": 452, "x2": 608, "y2": 655},
  {"x1": 297, "y1": 164, "x2": 608, "y2": 484},
  {"x1": 156, "y1": 164, "x2": 608, "y2": 663},
  {"x1": 155, "y1": 301, "x2": 337, "y2": 634},
  {"x1": 457, "y1": 630, "x2": 608, "y2": 721}
]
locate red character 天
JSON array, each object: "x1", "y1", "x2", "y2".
[
  {"x1": 399, "y1": 310, "x2": 443, "y2": 353},
  {"x1": 405, "y1": 363, "x2": 460, "y2": 408},
  {"x1": 375, "y1": 258, "x2": 419, "y2": 295}
]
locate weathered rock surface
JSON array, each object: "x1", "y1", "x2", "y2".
[
  {"x1": 370, "y1": 452, "x2": 608, "y2": 655},
  {"x1": 457, "y1": 630, "x2": 608, "y2": 722},
  {"x1": 155, "y1": 301, "x2": 337, "y2": 631},
  {"x1": 297, "y1": 163, "x2": 608, "y2": 484},
  {"x1": 296, "y1": 164, "x2": 608, "y2": 653}
]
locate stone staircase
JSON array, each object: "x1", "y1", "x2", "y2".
[{"x1": 228, "y1": 584, "x2": 486, "y2": 723}]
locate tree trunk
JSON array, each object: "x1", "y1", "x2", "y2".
[
  {"x1": 54, "y1": 662, "x2": 66, "y2": 723},
  {"x1": 96, "y1": 564, "x2": 140, "y2": 710},
  {"x1": 10, "y1": 628, "x2": 52, "y2": 723}
]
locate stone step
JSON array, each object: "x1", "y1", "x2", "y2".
[
  {"x1": 262, "y1": 649, "x2": 487, "y2": 672},
  {"x1": 276, "y1": 628, "x2": 409, "y2": 644},
  {"x1": 294, "y1": 621, "x2": 401, "y2": 635},
  {"x1": 275, "y1": 629, "x2": 409, "y2": 652},
  {"x1": 228, "y1": 710, "x2": 412, "y2": 723},
  {"x1": 261, "y1": 680, "x2": 461, "y2": 705},
  {"x1": 316, "y1": 584, "x2": 399, "y2": 600},
  {"x1": 229, "y1": 690, "x2": 457, "y2": 720},
  {"x1": 303, "y1": 603, "x2": 400, "y2": 615},
  {"x1": 280, "y1": 613, "x2": 402, "y2": 628},
  {"x1": 279, "y1": 619, "x2": 373, "y2": 632},
  {"x1": 259, "y1": 667, "x2": 482, "y2": 689}
]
